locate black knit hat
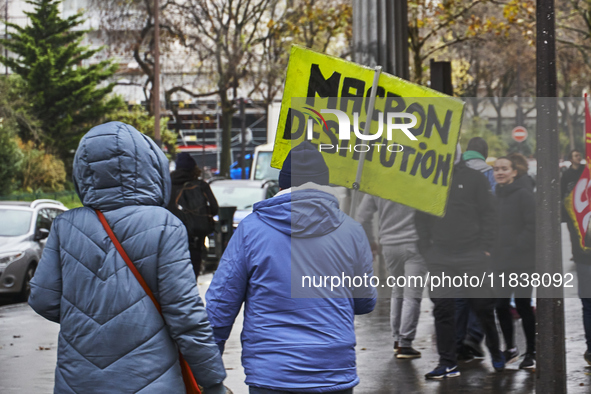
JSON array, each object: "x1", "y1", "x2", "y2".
[
  {"x1": 279, "y1": 141, "x2": 329, "y2": 189},
  {"x1": 175, "y1": 152, "x2": 196, "y2": 171}
]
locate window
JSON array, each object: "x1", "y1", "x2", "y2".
[
  {"x1": 36, "y1": 209, "x2": 53, "y2": 232},
  {"x1": 0, "y1": 209, "x2": 32, "y2": 236},
  {"x1": 254, "y1": 152, "x2": 280, "y2": 181},
  {"x1": 63, "y1": 0, "x2": 77, "y2": 11},
  {"x1": 50, "y1": 209, "x2": 65, "y2": 220},
  {"x1": 266, "y1": 184, "x2": 279, "y2": 199},
  {"x1": 63, "y1": 0, "x2": 88, "y2": 12}
]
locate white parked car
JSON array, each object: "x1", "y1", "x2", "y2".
[
  {"x1": 204, "y1": 179, "x2": 279, "y2": 267},
  {"x1": 0, "y1": 200, "x2": 67, "y2": 300}
]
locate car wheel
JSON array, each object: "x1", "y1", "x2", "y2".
[{"x1": 18, "y1": 264, "x2": 36, "y2": 302}]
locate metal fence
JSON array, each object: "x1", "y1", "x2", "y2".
[{"x1": 0, "y1": 191, "x2": 78, "y2": 202}]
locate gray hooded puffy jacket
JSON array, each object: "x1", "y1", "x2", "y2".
[{"x1": 29, "y1": 122, "x2": 226, "y2": 393}]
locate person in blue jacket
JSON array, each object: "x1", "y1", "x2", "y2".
[
  {"x1": 206, "y1": 141, "x2": 377, "y2": 393},
  {"x1": 28, "y1": 122, "x2": 227, "y2": 393}
]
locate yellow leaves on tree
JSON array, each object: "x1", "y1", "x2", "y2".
[
  {"x1": 502, "y1": 0, "x2": 536, "y2": 45},
  {"x1": 17, "y1": 139, "x2": 66, "y2": 193}
]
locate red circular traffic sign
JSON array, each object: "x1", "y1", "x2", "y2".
[{"x1": 512, "y1": 126, "x2": 528, "y2": 143}]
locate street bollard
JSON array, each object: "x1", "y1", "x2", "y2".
[{"x1": 217, "y1": 206, "x2": 236, "y2": 260}]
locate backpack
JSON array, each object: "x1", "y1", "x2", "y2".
[{"x1": 174, "y1": 181, "x2": 215, "y2": 238}]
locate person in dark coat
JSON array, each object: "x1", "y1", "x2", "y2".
[
  {"x1": 167, "y1": 152, "x2": 218, "y2": 278},
  {"x1": 416, "y1": 157, "x2": 504, "y2": 379},
  {"x1": 492, "y1": 156, "x2": 536, "y2": 369},
  {"x1": 561, "y1": 150, "x2": 584, "y2": 202},
  {"x1": 507, "y1": 152, "x2": 535, "y2": 192},
  {"x1": 561, "y1": 150, "x2": 584, "y2": 233},
  {"x1": 456, "y1": 138, "x2": 495, "y2": 360}
]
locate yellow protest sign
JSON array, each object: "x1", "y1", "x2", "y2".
[{"x1": 271, "y1": 45, "x2": 465, "y2": 217}]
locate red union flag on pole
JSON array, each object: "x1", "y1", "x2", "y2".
[{"x1": 566, "y1": 95, "x2": 591, "y2": 249}]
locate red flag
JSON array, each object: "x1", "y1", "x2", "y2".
[
  {"x1": 567, "y1": 95, "x2": 591, "y2": 249},
  {"x1": 587, "y1": 93, "x2": 591, "y2": 160}
]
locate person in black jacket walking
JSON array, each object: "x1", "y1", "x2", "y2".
[
  {"x1": 416, "y1": 158, "x2": 504, "y2": 379},
  {"x1": 492, "y1": 156, "x2": 536, "y2": 369},
  {"x1": 561, "y1": 150, "x2": 584, "y2": 202},
  {"x1": 561, "y1": 150, "x2": 585, "y2": 258},
  {"x1": 167, "y1": 152, "x2": 219, "y2": 278},
  {"x1": 455, "y1": 138, "x2": 495, "y2": 360}
]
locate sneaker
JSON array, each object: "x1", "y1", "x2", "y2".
[
  {"x1": 585, "y1": 350, "x2": 591, "y2": 366},
  {"x1": 519, "y1": 352, "x2": 535, "y2": 369},
  {"x1": 463, "y1": 337, "x2": 485, "y2": 359},
  {"x1": 503, "y1": 348, "x2": 519, "y2": 364},
  {"x1": 396, "y1": 347, "x2": 421, "y2": 359},
  {"x1": 425, "y1": 365, "x2": 461, "y2": 379},
  {"x1": 492, "y1": 353, "x2": 506, "y2": 372},
  {"x1": 457, "y1": 345, "x2": 474, "y2": 362},
  {"x1": 393, "y1": 341, "x2": 399, "y2": 354}
]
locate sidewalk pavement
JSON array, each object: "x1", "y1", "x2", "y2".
[{"x1": 1, "y1": 225, "x2": 590, "y2": 393}]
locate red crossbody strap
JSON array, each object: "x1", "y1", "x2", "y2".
[
  {"x1": 95, "y1": 209, "x2": 162, "y2": 315},
  {"x1": 96, "y1": 210, "x2": 202, "y2": 394}
]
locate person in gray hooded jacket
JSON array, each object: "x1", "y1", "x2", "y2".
[
  {"x1": 356, "y1": 196, "x2": 426, "y2": 359},
  {"x1": 29, "y1": 122, "x2": 226, "y2": 393}
]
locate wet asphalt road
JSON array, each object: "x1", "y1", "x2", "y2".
[
  {"x1": 2, "y1": 294, "x2": 591, "y2": 393},
  {"x1": 1, "y1": 224, "x2": 591, "y2": 393}
]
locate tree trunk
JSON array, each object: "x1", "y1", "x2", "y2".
[
  {"x1": 470, "y1": 97, "x2": 480, "y2": 119},
  {"x1": 408, "y1": 21, "x2": 423, "y2": 84},
  {"x1": 515, "y1": 99, "x2": 524, "y2": 127},
  {"x1": 489, "y1": 97, "x2": 504, "y2": 135},
  {"x1": 219, "y1": 89, "x2": 233, "y2": 177},
  {"x1": 413, "y1": 48, "x2": 423, "y2": 83}
]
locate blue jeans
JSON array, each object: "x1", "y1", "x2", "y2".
[
  {"x1": 576, "y1": 263, "x2": 591, "y2": 352},
  {"x1": 249, "y1": 388, "x2": 353, "y2": 394}
]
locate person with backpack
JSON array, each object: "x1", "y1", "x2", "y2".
[
  {"x1": 416, "y1": 148, "x2": 504, "y2": 378},
  {"x1": 28, "y1": 122, "x2": 227, "y2": 393},
  {"x1": 455, "y1": 137, "x2": 495, "y2": 361},
  {"x1": 167, "y1": 152, "x2": 219, "y2": 278}
]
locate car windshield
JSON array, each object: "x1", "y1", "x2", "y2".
[
  {"x1": 254, "y1": 152, "x2": 280, "y2": 180},
  {"x1": 0, "y1": 209, "x2": 33, "y2": 236},
  {"x1": 210, "y1": 184, "x2": 264, "y2": 210}
]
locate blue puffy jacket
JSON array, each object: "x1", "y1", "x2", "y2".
[
  {"x1": 29, "y1": 122, "x2": 226, "y2": 393},
  {"x1": 206, "y1": 188, "x2": 377, "y2": 392}
]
